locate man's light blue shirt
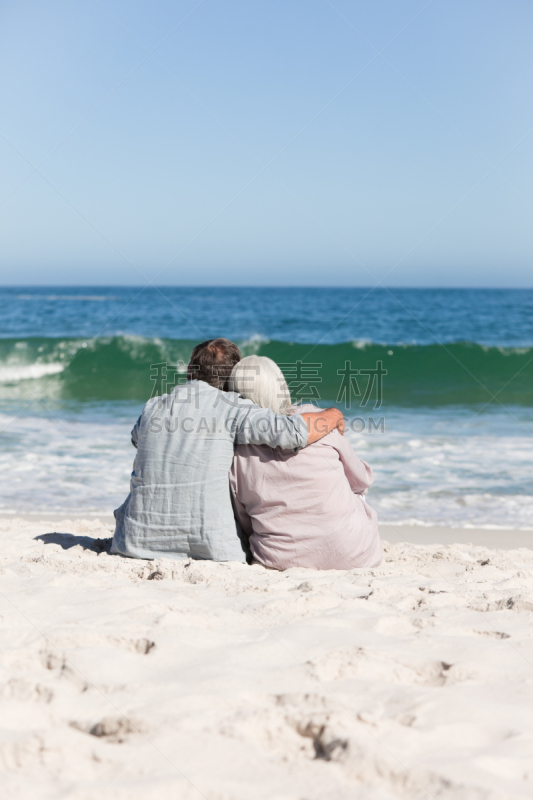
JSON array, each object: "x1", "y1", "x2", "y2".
[{"x1": 111, "y1": 380, "x2": 308, "y2": 562}]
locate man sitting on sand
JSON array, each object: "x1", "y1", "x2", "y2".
[{"x1": 111, "y1": 338, "x2": 344, "y2": 563}]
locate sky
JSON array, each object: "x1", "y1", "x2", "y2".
[{"x1": 1, "y1": 0, "x2": 532, "y2": 287}]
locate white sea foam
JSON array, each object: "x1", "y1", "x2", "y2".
[
  {"x1": 0, "y1": 412, "x2": 132, "y2": 513},
  {"x1": 0, "y1": 363, "x2": 65, "y2": 382},
  {"x1": 346, "y1": 408, "x2": 533, "y2": 530},
  {"x1": 239, "y1": 334, "x2": 271, "y2": 353},
  {"x1": 0, "y1": 406, "x2": 532, "y2": 530}
]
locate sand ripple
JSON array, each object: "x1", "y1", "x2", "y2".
[{"x1": 1, "y1": 518, "x2": 533, "y2": 799}]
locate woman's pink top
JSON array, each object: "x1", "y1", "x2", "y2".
[{"x1": 230, "y1": 406, "x2": 382, "y2": 570}]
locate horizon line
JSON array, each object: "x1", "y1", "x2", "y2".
[{"x1": 1, "y1": 285, "x2": 532, "y2": 291}]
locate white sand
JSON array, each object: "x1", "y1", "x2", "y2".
[{"x1": 1, "y1": 518, "x2": 533, "y2": 800}]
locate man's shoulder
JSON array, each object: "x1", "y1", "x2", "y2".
[
  {"x1": 140, "y1": 382, "x2": 260, "y2": 420},
  {"x1": 183, "y1": 381, "x2": 257, "y2": 412},
  {"x1": 143, "y1": 381, "x2": 217, "y2": 406}
]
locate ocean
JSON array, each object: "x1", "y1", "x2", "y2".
[{"x1": 1, "y1": 286, "x2": 532, "y2": 529}]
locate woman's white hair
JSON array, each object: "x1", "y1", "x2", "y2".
[{"x1": 230, "y1": 355, "x2": 292, "y2": 414}]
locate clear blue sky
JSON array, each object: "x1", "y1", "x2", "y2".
[{"x1": 1, "y1": 0, "x2": 532, "y2": 286}]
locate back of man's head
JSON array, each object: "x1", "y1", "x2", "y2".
[{"x1": 187, "y1": 338, "x2": 241, "y2": 390}]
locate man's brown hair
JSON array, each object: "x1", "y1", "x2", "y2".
[{"x1": 187, "y1": 338, "x2": 241, "y2": 390}]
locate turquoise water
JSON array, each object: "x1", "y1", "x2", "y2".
[
  {"x1": 0, "y1": 287, "x2": 532, "y2": 527},
  {"x1": 2, "y1": 287, "x2": 533, "y2": 345},
  {"x1": 0, "y1": 336, "x2": 531, "y2": 406}
]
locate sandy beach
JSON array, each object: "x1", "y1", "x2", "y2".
[
  {"x1": 2, "y1": 0, "x2": 533, "y2": 791},
  {"x1": 1, "y1": 516, "x2": 532, "y2": 800}
]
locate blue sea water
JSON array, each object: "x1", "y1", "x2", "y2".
[
  {"x1": 2, "y1": 286, "x2": 533, "y2": 344},
  {"x1": 0, "y1": 286, "x2": 532, "y2": 529}
]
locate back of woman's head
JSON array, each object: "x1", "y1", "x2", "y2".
[{"x1": 230, "y1": 355, "x2": 292, "y2": 414}]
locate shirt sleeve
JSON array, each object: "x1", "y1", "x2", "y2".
[
  {"x1": 131, "y1": 414, "x2": 142, "y2": 448},
  {"x1": 232, "y1": 402, "x2": 308, "y2": 450},
  {"x1": 229, "y1": 463, "x2": 254, "y2": 536},
  {"x1": 131, "y1": 395, "x2": 161, "y2": 448},
  {"x1": 331, "y1": 430, "x2": 374, "y2": 494}
]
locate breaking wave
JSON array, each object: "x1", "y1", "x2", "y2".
[{"x1": 0, "y1": 335, "x2": 532, "y2": 406}]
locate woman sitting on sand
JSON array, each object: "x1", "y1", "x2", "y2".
[{"x1": 229, "y1": 355, "x2": 382, "y2": 570}]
